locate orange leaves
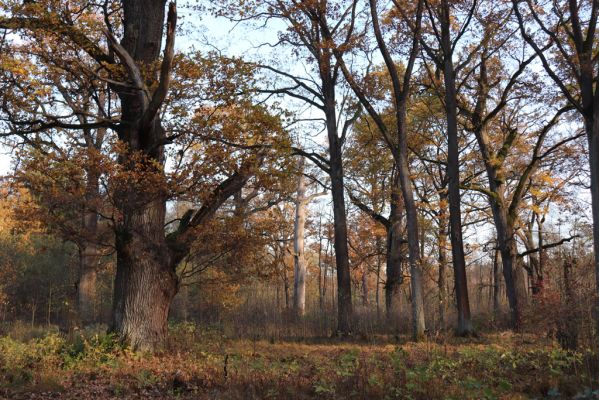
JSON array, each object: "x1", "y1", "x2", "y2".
[{"x1": 0, "y1": 184, "x2": 42, "y2": 239}]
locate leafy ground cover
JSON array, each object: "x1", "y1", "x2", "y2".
[{"x1": 0, "y1": 323, "x2": 597, "y2": 399}]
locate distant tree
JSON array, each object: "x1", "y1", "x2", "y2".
[{"x1": 218, "y1": 0, "x2": 362, "y2": 335}]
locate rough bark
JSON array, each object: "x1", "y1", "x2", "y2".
[
  {"x1": 523, "y1": 214, "x2": 542, "y2": 295},
  {"x1": 515, "y1": 259, "x2": 529, "y2": 306},
  {"x1": 77, "y1": 128, "x2": 104, "y2": 326},
  {"x1": 491, "y1": 205, "x2": 522, "y2": 329},
  {"x1": 385, "y1": 173, "x2": 404, "y2": 317},
  {"x1": 398, "y1": 105, "x2": 426, "y2": 341},
  {"x1": 536, "y1": 214, "x2": 545, "y2": 295},
  {"x1": 328, "y1": 117, "x2": 353, "y2": 334},
  {"x1": 361, "y1": 266, "x2": 369, "y2": 306},
  {"x1": 375, "y1": 248, "x2": 382, "y2": 319},
  {"x1": 317, "y1": 217, "x2": 325, "y2": 310},
  {"x1": 283, "y1": 264, "x2": 290, "y2": 310},
  {"x1": 112, "y1": 199, "x2": 178, "y2": 351},
  {"x1": 557, "y1": 257, "x2": 578, "y2": 350}
]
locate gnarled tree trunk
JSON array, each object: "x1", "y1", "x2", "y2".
[{"x1": 112, "y1": 199, "x2": 178, "y2": 351}]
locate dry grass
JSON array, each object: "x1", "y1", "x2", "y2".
[{"x1": 0, "y1": 323, "x2": 597, "y2": 399}]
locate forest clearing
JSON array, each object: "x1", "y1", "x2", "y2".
[
  {"x1": 1, "y1": 323, "x2": 597, "y2": 399},
  {"x1": 1, "y1": 0, "x2": 599, "y2": 398}
]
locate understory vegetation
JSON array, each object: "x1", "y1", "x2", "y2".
[{"x1": 0, "y1": 323, "x2": 597, "y2": 400}]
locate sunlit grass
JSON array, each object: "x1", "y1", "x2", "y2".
[{"x1": 0, "y1": 323, "x2": 597, "y2": 399}]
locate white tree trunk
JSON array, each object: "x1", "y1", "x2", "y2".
[{"x1": 293, "y1": 158, "x2": 307, "y2": 316}]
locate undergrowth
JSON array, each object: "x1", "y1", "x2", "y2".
[{"x1": 0, "y1": 322, "x2": 597, "y2": 399}]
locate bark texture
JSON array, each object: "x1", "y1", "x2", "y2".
[{"x1": 385, "y1": 173, "x2": 404, "y2": 317}]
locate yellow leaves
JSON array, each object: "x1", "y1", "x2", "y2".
[
  {"x1": 530, "y1": 204, "x2": 543, "y2": 215},
  {"x1": 538, "y1": 173, "x2": 555, "y2": 186},
  {"x1": 0, "y1": 184, "x2": 43, "y2": 240},
  {"x1": 0, "y1": 54, "x2": 37, "y2": 79}
]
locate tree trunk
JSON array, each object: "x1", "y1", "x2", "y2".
[
  {"x1": 557, "y1": 256, "x2": 578, "y2": 350},
  {"x1": 376, "y1": 248, "x2": 381, "y2": 320},
  {"x1": 323, "y1": 237, "x2": 330, "y2": 308},
  {"x1": 493, "y1": 247, "x2": 501, "y2": 318},
  {"x1": 441, "y1": 0, "x2": 473, "y2": 336},
  {"x1": 437, "y1": 193, "x2": 449, "y2": 330},
  {"x1": 324, "y1": 85, "x2": 352, "y2": 335},
  {"x1": 47, "y1": 287, "x2": 52, "y2": 326},
  {"x1": 385, "y1": 173, "x2": 403, "y2": 317},
  {"x1": 31, "y1": 301, "x2": 36, "y2": 327},
  {"x1": 78, "y1": 243, "x2": 98, "y2": 325},
  {"x1": 109, "y1": 0, "x2": 181, "y2": 350},
  {"x1": 283, "y1": 261, "x2": 290, "y2": 310},
  {"x1": 535, "y1": 214, "x2": 545, "y2": 295},
  {"x1": 293, "y1": 158, "x2": 307, "y2": 316},
  {"x1": 78, "y1": 160, "x2": 101, "y2": 325},
  {"x1": 493, "y1": 209, "x2": 521, "y2": 329},
  {"x1": 361, "y1": 266, "x2": 369, "y2": 306},
  {"x1": 398, "y1": 103, "x2": 426, "y2": 340},
  {"x1": 515, "y1": 260, "x2": 529, "y2": 307},
  {"x1": 112, "y1": 200, "x2": 178, "y2": 351},
  {"x1": 524, "y1": 217, "x2": 542, "y2": 296},
  {"x1": 318, "y1": 249, "x2": 324, "y2": 310},
  {"x1": 584, "y1": 113, "x2": 599, "y2": 330}
]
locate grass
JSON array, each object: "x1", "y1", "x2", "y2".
[{"x1": 0, "y1": 322, "x2": 597, "y2": 399}]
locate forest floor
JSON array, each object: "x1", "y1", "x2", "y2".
[{"x1": 0, "y1": 323, "x2": 598, "y2": 399}]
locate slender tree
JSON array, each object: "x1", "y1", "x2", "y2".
[
  {"x1": 320, "y1": 0, "x2": 427, "y2": 339},
  {"x1": 293, "y1": 157, "x2": 308, "y2": 316},
  {"x1": 218, "y1": 0, "x2": 361, "y2": 334}
]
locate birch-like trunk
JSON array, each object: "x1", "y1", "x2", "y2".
[{"x1": 293, "y1": 158, "x2": 307, "y2": 316}]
